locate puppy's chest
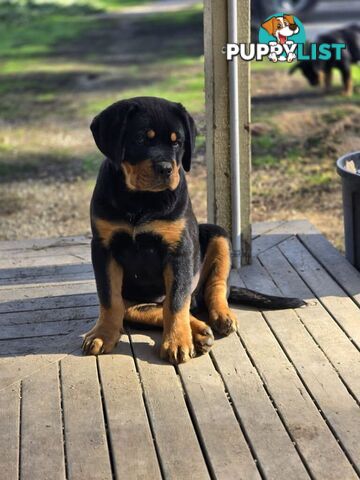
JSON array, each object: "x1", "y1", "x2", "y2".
[{"x1": 94, "y1": 217, "x2": 186, "y2": 251}]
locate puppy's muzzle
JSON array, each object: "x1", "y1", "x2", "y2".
[{"x1": 154, "y1": 161, "x2": 173, "y2": 179}]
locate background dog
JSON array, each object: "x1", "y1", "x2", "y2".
[
  {"x1": 290, "y1": 24, "x2": 360, "y2": 95},
  {"x1": 83, "y1": 96, "x2": 304, "y2": 364}
]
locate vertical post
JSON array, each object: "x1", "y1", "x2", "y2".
[
  {"x1": 238, "y1": 0, "x2": 252, "y2": 265},
  {"x1": 204, "y1": 0, "x2": 231, "y2": 234},
  {"x1": 228, "y1": 0, "x2": 241, "y2": 269},
  {"x1": 204, "y1": 0, "x2": 252, "y2": 267}
]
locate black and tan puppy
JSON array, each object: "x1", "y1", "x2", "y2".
[
  {"x1": 83, "y1": 96, "x2": 304, "y2": 364},
  {"x1": 290, "y1": 24, "x2": 360, "y2": 96}
]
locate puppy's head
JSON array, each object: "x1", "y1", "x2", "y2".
[
  {"x1": 262, "y1": 15, "x2": 299, "y2": 43},
  {"x1": 90, "y1": 97, "x2": 196, "y2": 192},
  {"x1": 289, "y1": 61, "x2": 320, "y2": 86}
]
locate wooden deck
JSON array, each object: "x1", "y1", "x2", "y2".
[{"x1": 1, "y1": 220, "x2": 360, "y2": 480}]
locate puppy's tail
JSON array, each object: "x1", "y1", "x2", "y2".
[{"x1": 229, "y1": 286, "x2": 306, "y2": 310}]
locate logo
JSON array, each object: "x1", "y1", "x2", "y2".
[
  {"x1": 259, "y1": 14, "x2": 305, "y2": 63},
  {"x1": 226, "y1": 13, "x2": 346, "y2": 63}
]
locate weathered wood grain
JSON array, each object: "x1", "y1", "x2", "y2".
[
  {"x1": 279, "y1": 236, "x2": 360, "y2": 348},
  {"x1": 0, "y1": 293, "x2": 98, "y2": 315},
  {"x1": 299, "y1": 228, "x2": 360, "y2": 306},
  {"x1": 235, "y1": 306, "x2": 358, "y2": 480},
  {"x1": 0, "y1": 235, "x2": 90, "y2": 252},
  {"x1": 0, "y1": 263, "x2": 93, "y2": 286},
  {"x1": 21, "y1": 362, "x2": 65, "y2": 480},
  {"x1": 60, "y1": 355, "x2": 112, "y2": 480},
  {"x1": 252, "y1": 220, "x2": 313, "y2": 256},
  {"x1": 0, "y1": 304, "x2": 98, "y2": 326},
  {"x1": 179, "y1": 339, "x2": 261, "y2": 480},
  {"x1": 259, "y1": 245, "x2": 360, "y2": 401},
  {"x1": 130, "y1": 331, "x2": 210, "y2": 480},
  {"x1": 0, "y1": 382, "x2": 20, "y2": 479},
  {"x1": 98, "y1": 336, "x2": 162, "y2": 480},
  {"x1": 211, "y1": 333, "x2": 310, "y2": 480},
  {"x1": 0, "y1": 281, "x2": 96, "y2": 303}
]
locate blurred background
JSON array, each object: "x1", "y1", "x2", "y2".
[{"x1": 0, "y1": 0, "x2": 359, "y2": 250}]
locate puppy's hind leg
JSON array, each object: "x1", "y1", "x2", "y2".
[
  {"x1": 198, "y1": 225, "x2": 237, "y2": 335},
  {"x1": 125, "y1": 303, "x2": 214, "y2": 355},
  {"x1": 339, "y1": 61, "x2": 353, "y2": 96},
  {"x1": 324, "y1": 67, "x2": 333, "y2": 92}
]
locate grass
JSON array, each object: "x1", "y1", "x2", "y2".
[
  {"x1": 85, "y1": 66, "x2": 205, "y2": 116},
  {"x1": 0, "y1": 1, "x2": 205, "y2": 182}
]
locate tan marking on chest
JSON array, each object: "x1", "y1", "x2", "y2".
[{"x1": 94, "y1": 217, "x2": 186, "y2": 248}]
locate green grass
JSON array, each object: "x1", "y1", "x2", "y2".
[
  {"x1": 0, "y1": 2, "x2": 100, "y2": 65},
  {"x1": 85, "y1": 62, "x2": 205, "y2": 115},
  {"x1": 0, "y1": 0, "x2": 151, "y2": 68}
]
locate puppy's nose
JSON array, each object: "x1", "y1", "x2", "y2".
[
  {"x1": 155, "y1": 162, "x2": 173, "y2": 178},
  {"x1": 289, "y1": 23, "x2": 297, "y2": 31}
]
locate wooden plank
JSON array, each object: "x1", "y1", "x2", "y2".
[
  {"x1": 248, "y1": 251, "x2": 360, "y2": 470},
  {"x1": 211, "y1": 333, "x2": 310, "y2": 480},
  {"x1": 0, "y1": 357, "x2": 58, "y2": 391},
  {"x1": 252, "y1": 220, "x2": 286, "y2": 239},
  {"x1": 130, "y1": 331, "x2": 210, "y2": 479},
  {"x1": 234, "y1": 306, "x2": 358, "y2": 480},
  {"x1": 259, "y1": 245, "x2": 360, "y2": 401},
  {"x1": 0, "y1": 318, "x2": 90, "y2": 356},
  {"x1": 178, "y1": 342, "x2": 261, "y2": 480},
  {"x1": 0, "y1": 316, "x2": 95, "y2": 341},
  {"x1": 0, "y1": 263, "x2": 93, "y2": 286},
  {"x1": 0, "y1": 293, "x2": 98, "y2": 315},
  {"x1": 278, "y1": 236, "x2": 360, "y2": 348},
  {"x1": 0, "y1": 305, "x2": 98, "y2": 326},
  {"x1": 252, "y1": 220, "x2": 313, "y2": 256},
  {"x1": 21, "y1": 362, "x2": 65, "y2": 480},
  {"x1": 0, "y1": 281, "x2": 96, "y2": 304},
  {"x1": 204, "y1": 0, "x2": 231, "y2": 232},
  {"x1": 0, "y1": 382, "x2": 20, "y2": 479},
  {"x1": 0, "y1": 249, "x2": 90, "y2": 268},
  {"x1": 60, "y1": 355, "x2": 112, "y2": 480},
  {"x1": 263, "y1": 306, "x2": 360, "y2": 471},
  {"x1": 0, "y1": 235, "x2": 90, "y2": 252},
  {"x1": 98, "y1": 336, "x2": 162, "y2": 480},
  {"x1": 299, "y1": 228, "x2": 360, "y2": 306}
]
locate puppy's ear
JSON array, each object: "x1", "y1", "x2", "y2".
[
  {"x1": 176, "y1": 103, "x2": 197, "y2": 172},
  {"x1": 261, "y1": 17, "x2": 276, "y2": 36},
  {"x1": 90, "y1": 100, "x2": 135, "y2": 163},
  {"x1": 284, "y1": 14, "x2": 296, "y2": 25}
]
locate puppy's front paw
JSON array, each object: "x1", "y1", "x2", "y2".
[
  {"x1": 82, "y1": 324, "x2": 122, "y2": 355},
  {"x1": 208, "y1": 306, "x2": 238, "y2": 336},
  {"x1": 190, "y1": 317, "x2": 214, "y2": 354},
  {"x1": 160, "y1": 331, "x2": 195, "y2": 364}
]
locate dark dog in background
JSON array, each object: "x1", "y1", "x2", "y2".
[
  {"x1": 290, "y1": 24, "x2": 360, "y2": 95},
  {"x1": 83, "y1": 96, "x2": 304, "y2": 364}
]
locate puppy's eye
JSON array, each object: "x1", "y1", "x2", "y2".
[{"x1": 278, "y1": 24, "x2": 281, "y2": 28}]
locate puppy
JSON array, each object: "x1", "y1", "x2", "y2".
[
  {"x1": 290, "y1": 24, "x2": 360, "y2": 95},
  {"x1": 83, "y1": 96, "x2": 304, "y2": 364},
  {"x1": 262, "y1": 14, "x2": 299, "y2": 62}
]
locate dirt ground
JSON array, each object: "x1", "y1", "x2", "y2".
[{"x1": 1, "y1": 2, "x2": 359, "y2": 251}]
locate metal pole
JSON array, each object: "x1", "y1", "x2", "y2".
[{"x1": 228, "y1": 0, "x2": 241, "y2": 269}]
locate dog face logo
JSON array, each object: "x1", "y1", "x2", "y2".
[
  {"x1": 259, "y1": 13, "x2": 305, "y2": 63},
  {"x1": 262, "y1": 15, "x2": 299, "y2": 44}
]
